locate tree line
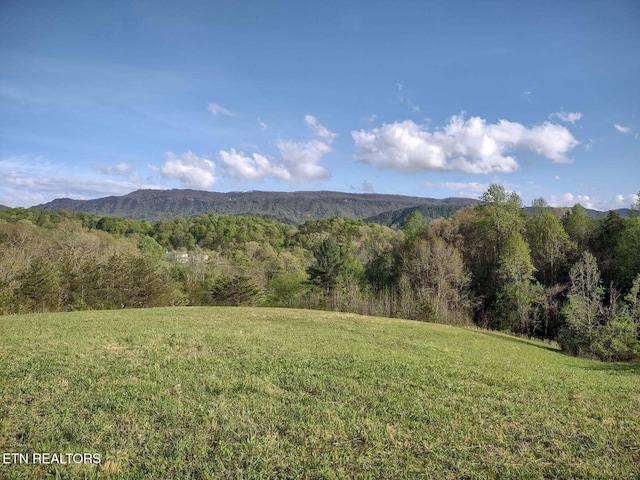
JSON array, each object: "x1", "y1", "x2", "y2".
[{"x1": 1, "y1": 184, "x2": 639, "y2": 361}]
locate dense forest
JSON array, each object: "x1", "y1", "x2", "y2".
[{"x1": 1, "y1": 184, "x2": 639, "y2": 361}]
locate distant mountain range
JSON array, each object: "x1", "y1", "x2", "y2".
[
  {"x1": 33, "y1": 189, "x2": 631, "y2": 225},
  {"x1": 35, "y1": 189, "x2": 479, "y2": 225}
]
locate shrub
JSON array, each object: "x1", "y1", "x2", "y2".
[{"x1": 589, "y1": 311, "x2": 639, "y2": 362}]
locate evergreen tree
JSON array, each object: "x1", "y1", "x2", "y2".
[
  {"x1": 15, "y1": 257, "x2": 60, "y2": 313},
  {"x1": 307, "y1": 238, "x2": 346, "y2": 292}
]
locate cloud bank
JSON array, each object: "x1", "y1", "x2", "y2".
[
  {"x1": 352, "y1": 115, "x2": 579, "y2": 174},
  {"x1": 0, "y1": 157, "x2": 164, "y2": 207}
]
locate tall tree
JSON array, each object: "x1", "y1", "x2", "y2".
[
  {"x1": 613, "y1": 218, "x2": 640, "y2": 291},
  {"x1": 496, "y1": 232, "x2": 542, "y2": 335},
  {"x1": 15, "y1": 257, "x2": 60, "y2": 313},
  {"x1": 624, "y1": 273, "x2": 640, "y2": 335},
  {"x1": 563, "y1": 204, "x2": 595, "y2": 253},
  {"x1": 525, "y1": 208, "x2": 572, "y2": 286},
  {"x1": 307, "y1": 238, "x2": 346, "y2": 293},
  {"x1": 402, "y1": 210, "x2": 428, "y2": 245},
  {"x1": 458, "y1": 184, "x2": 525, "y2": 328},
  {"x1": 560, "y1": 252, "x2": 604, "y2": 354}
]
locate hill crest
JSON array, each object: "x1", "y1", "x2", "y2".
[{"x1": 36, "y1": 189, "x2": 479, "y2": 224}]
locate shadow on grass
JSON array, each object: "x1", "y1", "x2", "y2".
[
  {"x1": 473, "y1": 329, "x2": 561, "y2": 354},
  {"x1": 474, "y1": 330, "x2": 640, "y2": 373},
  {"x1": 580, "y1": 361, "x2": 640, "y2": 374}
]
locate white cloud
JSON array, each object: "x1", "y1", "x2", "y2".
[
  {"x1": 0, "y1": 157, "x2": 165, "y2": 207},
  {"x1": 276, "y1": 138, "x2": 332, "y2": 182},
  {"x1": 547, "y1": 192, "x2": 640, "y2": 211},
  {"x1": 304, "y1": 115, "x2": 337, "y2": 142},
  {"x1": 94, "y1": 162, "x2": 139, "y2": 181},
  {"x1": 207, "y1": 102, "x2": 235, "y2": 117},
  {"x1": 550, "y1": 111, "x2": 583, "y2": 124},
  {"x1": 614, "y1": 193, "x2": 639, "y2": 208},
  {"x1": 274, "y1": 116, "x2": 335, "y2": 183},
  {"x1": 218, "y1": 116, "x2": 335, "y2": 184},
  {"x1": 352, "y1": 115, "x2": 579, "y2": 174},
  {"x1": 614, "y1": 123, "x2": 632, "y2": 133},
  {"x1": 218, "y1": 149, "x2": 291, "y2": 182},
  {"x1": 152, "y1": 151, "x2": 216, "y2": 189},
  {"x1": 549, "y1": 193, "x2": 595, "y2": 210}
]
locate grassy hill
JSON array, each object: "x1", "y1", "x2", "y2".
[{"x1": 1, "y1": 307, "x2": 638, "y2": 479}]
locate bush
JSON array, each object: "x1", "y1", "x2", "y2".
[
  {"x1": 590, "y1": 311, "x2": 639, "y2": 362},
  {"x1": 557, "y1": 325, "x2": 589, "y2": 357},
  {"x1": 559, "y1": 310, "x2": 639, "y2": 361}
]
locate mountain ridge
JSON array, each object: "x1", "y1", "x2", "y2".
[
  {"x1": 36, "y1": 189, "x2": 478, "y2": 224},
  {"x1": 34, "y1": 189, "x2": 631, "y2": 225}
]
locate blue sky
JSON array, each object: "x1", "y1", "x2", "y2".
[{"x1": 1, "y1": 0, "x2": 638, "y2": 210}]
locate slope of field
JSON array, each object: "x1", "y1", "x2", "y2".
[{"x1": 1, "y1": 307, "x2": 638, "y2": 479}]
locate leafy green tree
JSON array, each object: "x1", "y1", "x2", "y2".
[
  {"x1": 589, "y1": 309, "x2": 639, "y2": 361},
  {"x1": 559, "y1": 252, "x2": 604, "y2": 356},
  {"x1": 496, "y1": 232, "x2": 543, "y2": 335},
  {"x1": 401, "y1": 237, "x2": 470, "y2": 324},
  {"x1": 138, "y1": 235, "x2": 166, "y2": 262},
  {"x1": 590, "y1": 212, "x2": 628, "y2": 288},
  {"x1": 402, "y1": 210, "x2": 428, "y2": 245},
  {"x1": 525, "y1": 208, "x2": 572, "y2": 285},
  {"x1": 365, "y1": 249, "x2": 397, "y2": 293},
  {"x1": 266, "y1": 271, "x2": 309, "y2": 307},
  {"x1": 613, "y1": 218, "x2": 640, "y2": 291},
  {"x1": 457, "y1": 184, "x2": 525, "y2": 328},
  {"x1": 624, "y1": 273, "x2": 640, "y2": 335},
  {"x1": 563, "y1": 204, "x2": 595, "y2": 253}
]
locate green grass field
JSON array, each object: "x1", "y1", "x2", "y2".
[{"x1": 1, "y1": 307, "x2": 639, "y2": 479}]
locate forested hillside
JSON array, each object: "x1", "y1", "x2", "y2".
[
  {"x1": 36, "y1": 189, "x2": 478, "y2": 224},
  {"x1": 3, "y1": 184, "x2": 639, "y2": 361}
]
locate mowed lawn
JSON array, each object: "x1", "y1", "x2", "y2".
[{"x1": 1, "y1": 307, "x2": 639, "y2": 479}]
